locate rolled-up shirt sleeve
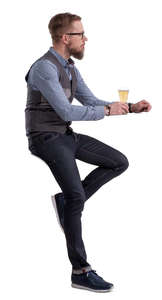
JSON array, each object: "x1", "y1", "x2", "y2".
[{"x1": 31, "y1": 60, "x2": 106, "y2": 121}]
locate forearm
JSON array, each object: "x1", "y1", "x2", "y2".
[
  {"x1": 64, "y1": 104, "x2": 105, "y2": 121},
  {"x1": 33, "y1": 63, "x2": 105, "y2": 121},
  {"x1": 36, "y1": 83, "x2": 105, "y2": 121}
]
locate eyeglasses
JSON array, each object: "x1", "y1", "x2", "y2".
[{"x1": 65, "y1": 32, "x2": 85, "y2": 39}]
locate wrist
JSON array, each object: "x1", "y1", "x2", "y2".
[
  {"x1": 104, "y1": 105, "x2": 111, "y2": 116},
  {"x1": 128, "y1": 103, "x2": 134, "y2": 113}
]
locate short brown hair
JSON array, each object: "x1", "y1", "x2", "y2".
[{"x1": 48, "y1": 12, "x2": 81, "y2": 44}]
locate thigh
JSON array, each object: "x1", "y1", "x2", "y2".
[
  {"x1": 76, "y1": 133, "x2": 128, "y2": 168},
  {"x1": 28, "y1": 132, "x2": 85, "y2": 198},
  {"x1": 28, "y1": 131, "x2": 62, "y2": 160}
]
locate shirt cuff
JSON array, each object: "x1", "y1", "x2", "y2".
[{"x1": 94, "y1": 105, "x2": 105, "y2": 120}]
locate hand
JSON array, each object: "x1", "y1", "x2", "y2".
[
  {"x1": 108, "y1": 102, "x2": 129, "y2": 115},
  {"x1": 131, "y1": 100, "x2": 152, "y2": 113}
]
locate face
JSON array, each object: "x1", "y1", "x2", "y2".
[{"x1": 64, "y1": 21, "x2": 88, "y2": 60}]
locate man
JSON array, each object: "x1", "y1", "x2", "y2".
[{"x1": 25, "y1": 13, "x2": 152, "y2": 293}]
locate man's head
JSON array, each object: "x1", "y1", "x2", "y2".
[{"x1": 48, "y1": 13, "x2": 88, "y2": 60}]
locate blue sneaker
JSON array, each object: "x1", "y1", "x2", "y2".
[
  {"x1": 71, "y1": 269, "x2": 114, "y2": 293},
  {"x1": 51, "y1": 193, "x2": 65, "y2": 233}
]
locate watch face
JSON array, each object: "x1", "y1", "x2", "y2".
[{"x1": 128, "y1": 103, "x2": 132, "y2": 112}]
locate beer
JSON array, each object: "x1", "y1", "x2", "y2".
[{"x1": 118, "y1": 89, "x2": 129, "y2": 103}]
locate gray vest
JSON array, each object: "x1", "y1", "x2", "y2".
[{"x1": 24, "y1": 50, "x2": 77, "y2": 136}]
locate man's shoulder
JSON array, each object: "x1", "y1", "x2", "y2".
[
  {"x1": 29, "y1": 58, "x2": 59, "y2": 80},
  {"x1": 26, "y1": 57, "x2": 59, "y2": 85},
  {"x1": 32, "y1": 57, "x2": 58, "y2": 71}
]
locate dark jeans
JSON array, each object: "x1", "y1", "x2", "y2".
[{"x1": 28, "y1": 128, "x2": 129, "y2": 271}]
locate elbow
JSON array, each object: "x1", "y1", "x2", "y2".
[
  {"x1": 63, "y1": 113, "x2": 72, "y2": 122},
  {"x1": 61, "y1": 106, "x2": 72, "y2": 121},
  {"x1": 63, "y1": 115, "x2": 69, "y2": 121}
]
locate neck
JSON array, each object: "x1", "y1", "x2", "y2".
[{"x1": 52, "y1": 45, "x2": 70, "y2": 60}]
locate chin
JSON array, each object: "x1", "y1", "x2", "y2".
[{"x1": 71, "y1": 51, "x2": 84, "y2": 60}]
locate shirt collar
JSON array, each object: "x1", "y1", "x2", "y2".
[{"x1": 49, "y1": 46, "x2": 75, "y2": 68}]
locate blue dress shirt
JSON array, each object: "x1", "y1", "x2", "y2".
[{"x1": 27, "y1": 46, "x2": 113, "y2": 121}]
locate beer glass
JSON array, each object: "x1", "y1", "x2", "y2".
[{"x1": 118, "y1": 89, "x2": 129, "y2": 103}]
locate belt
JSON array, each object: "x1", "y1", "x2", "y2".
[{"x1": 66, "y1": 127, "x2": 78, "y2": 142}]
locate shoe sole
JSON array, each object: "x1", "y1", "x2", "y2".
[
  {"x1": 51, "y1": 195, "x2": 64, "y2": 234},
  {"x1": 71, "y1": 283, "x2": 114, "y2": 293}
]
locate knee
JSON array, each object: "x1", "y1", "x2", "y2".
[{"x1": 118, "y1": 154, "x2": 129, "y2": 171}]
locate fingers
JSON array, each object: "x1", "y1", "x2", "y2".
[
  {"x1": 113, "y1": 102, "x2": 129, "y2": 114},
  {"x1": 121, "y1": 103, "x2": 129, "y2": 113},
  {"x1": 141, "y1": 99, "x2": 152, "y2": 108},
  {"x1": 121, "y1": 103, "x2": 129, "y2": 108},
  {"x1": 148, "y1": 103, "x2": 152, "y2": 110},
  {"x1": 144, "y1": 105, "x2": 152, "y2": 112},
  {"x1": 142, "y1": 103, "x2": 152, "y2": 110},
  {"x1": 122, "y1": 109, "x2": 129, "y2": 114}
]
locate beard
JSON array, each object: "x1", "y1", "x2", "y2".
[{"x1": 67, "y1": 44, "x2": 84, "y2": 60}]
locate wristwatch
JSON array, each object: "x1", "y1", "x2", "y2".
[
  {"x1": 105, "y1": 105, "x2": 111, "y2": 116},
  {"x1": 128, "y1": 103, "x2": 133, "y2": 113}
]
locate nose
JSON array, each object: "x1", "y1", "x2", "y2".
[{"x1": 84, "y1": 35, "x2": 88, "y2": 41}]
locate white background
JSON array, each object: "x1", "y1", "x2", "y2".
[{"x1": 1, "y1": 0, "x2": 162, "y2": 299}]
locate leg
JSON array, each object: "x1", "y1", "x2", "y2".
[
  {"x1": 50, "y1": 131, "x2": 129, "y2": 203},
  {"x1": 28, "y1": 132, "x2": 91, "y2": 271},
  {"x1": 75, "y1": 133, "x2": 129, "y2": 201},
  {"x1": 47, "y1": 158, "x2": 91, "y2": 270}
]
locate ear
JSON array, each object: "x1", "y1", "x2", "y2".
[{"x1": 62, "y1": 34, "x2": 70, "y2": 45}]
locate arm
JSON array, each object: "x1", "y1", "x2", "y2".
[
  {"x1": 74, "y1": 66, "x2": 114, "y2": 107},
  {"x1": 31, "y1": 60, "x2": 105, "y2": 121}
]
